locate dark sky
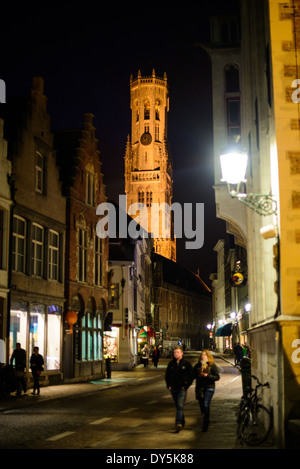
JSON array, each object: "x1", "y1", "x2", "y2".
[{"x1": 1, "y1": 1, "x2": 238, "y2": 284}]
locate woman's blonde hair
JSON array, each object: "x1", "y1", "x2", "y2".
[{"x1": 199, "y1": 349, "x2": 214, "y2": 365}]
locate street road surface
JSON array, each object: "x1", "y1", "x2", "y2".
[{"x1": 0, "y1": 356, "x2": 273, "y2": 450}]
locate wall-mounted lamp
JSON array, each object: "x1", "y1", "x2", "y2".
[{"x1": 220, "y1": 149, "x2": 277, "y2": 216}]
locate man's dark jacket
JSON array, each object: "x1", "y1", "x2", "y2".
[{"x1": 165, "y1": 357, "x2": 194, "y2": 390}]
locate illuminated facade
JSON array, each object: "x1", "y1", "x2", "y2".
[
  {"x1": 124, "y1": 70, "x2": 176, "y2": 262},
  {"x1": 207, "y1": 0, "x2": 300, "y2": 447},
  {"x1": 1, "y1": 77, "x2": 66, "y2": 384}
]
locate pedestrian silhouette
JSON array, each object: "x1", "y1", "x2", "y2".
[
  {"x1": 193, "y1": 350, "x2": 220, "y2": 431},
  {"x1": 165, "y1": 346, "x2": 193, "y2": 433},
  {"x1": 30, "y1": 347, "x2": 44, "y2": 395},
  {"x1": 10, "y1": 343, "x2": 27, "y2": 396}
]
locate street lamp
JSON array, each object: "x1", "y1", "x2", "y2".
[{"x1": 220, "y1": 149, "x2": 277, "y2": 216}]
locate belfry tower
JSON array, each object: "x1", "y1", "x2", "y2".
[{"x1": 124, "y1": 69, "x2": 176, "y2": 262}]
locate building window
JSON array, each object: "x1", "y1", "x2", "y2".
[
  {"x1": 138, "y1": 191, "x2": 145, "y2": 204},
  {"x1": 35, "y1": 151, "x2": 44, "y2": 194},
  {"x1": 47, "y1": 305, "x2": 62, "y2": 370},
  {"x1": 109, "y1": 283, "x2": 119, "y2": 309},
  {"x1": 86, "y1": 171, "x2": 95, "y2": 206},
  {"x1": 146, "y1": 191, "x2": 153, "y2": 207},
  {"x1": 32, "y1": 223, "x2": 44, "y2": 277},
  {"x1": 81, "y1": 310, "x2": 102, "y2": 361},
  {"x1": 227, "y1": 97, "x2": 240, "y2": 141},
  {"x1": 12, "y1": 215, "x2": 26, "y2": 273},
  {"x1": 48, "y1": 230, "x2": 59, "y2": 280},
  {"x1": 78, "y1": 225, "x2": 88, "y2": 283},
  {"x1": 94, "y1": 236, "x2": 103, "y2": 286},
  {"x1": 225, "y1": 64, "x2": 239, "y2": 92}
]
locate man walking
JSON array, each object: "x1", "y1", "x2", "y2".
[
  {"x1": 165, "y1": 346, "x2": 193, "y2": 433},
  {"x1": 10, "y1": 343, "x2": 27, "y2": 396}
]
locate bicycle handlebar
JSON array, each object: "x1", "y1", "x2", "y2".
[{"x1": 251, "y1": 375, "x2": 270, "y2": 388}]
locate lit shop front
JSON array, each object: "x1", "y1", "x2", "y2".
[
  {"x1": 9, "y1": 300, "x2": 62, "y2": 380},
  {"x1": 103, "y1": 324, "x2": 138, "y2": 369}
]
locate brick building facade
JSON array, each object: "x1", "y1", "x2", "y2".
[{"x1": 55, "y1": 113, "x2": 109, "y2": 381}]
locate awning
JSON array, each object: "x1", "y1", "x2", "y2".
[
  {"x1": 215, "y1": 323, "x2": 233, "y2": 337},
  {"x1": 138, "y1": 326, "x2": 155, "y2": 338}
]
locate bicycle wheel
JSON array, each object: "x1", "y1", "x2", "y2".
[{"x1": 240, "y1": 404, "x2": 272, "y2": 446}]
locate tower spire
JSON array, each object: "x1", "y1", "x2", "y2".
[{"x1": 124, "y1": 70, "x2": 176, "y2": 262}]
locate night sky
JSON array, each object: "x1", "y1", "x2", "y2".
[{"x1": 1, "y1": 1, "x2": 238, "y2": 284}]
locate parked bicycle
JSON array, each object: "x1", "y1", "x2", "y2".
[{"x1": 237, "y1": 375, "x2": 273, "y2": 446}]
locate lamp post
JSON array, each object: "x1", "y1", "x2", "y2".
[{"x1": 219, "y1": 149, "x2": 277, "y2": 216}]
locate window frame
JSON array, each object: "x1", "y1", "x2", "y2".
[
  {"x1": 12, "y1": 215, "x2": 26, "y2": 273},
  {"x1": 32, "y1": 223, "x2": 44, "y2": 277}
]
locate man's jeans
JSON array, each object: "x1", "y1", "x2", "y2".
[{"x1": 170, "y1": 388, "x2": 187, "y2": 427}]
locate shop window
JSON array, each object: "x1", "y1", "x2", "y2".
[
  {"x1": 47, "y1": 305, "x2": 61, "y2": 370},
  {"x1": 103, "y1": 328, "x2": 118, "y2": 362},
  {"x1": 81, "y1": 309, "x2": 102, "y2": 361},
  {"x1": 12, "y1": 215, "x2": 26, "y2": 273},
  {"x1": 9, "y1": 300, "x2": 28, "y2": 357},
  {"x1": 29, "y1": 304, "x2": 45, "y2": 358}
]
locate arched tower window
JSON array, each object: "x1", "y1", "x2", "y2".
[
  {"x1": 155, "y1": 99, "x2": 160, "y2": 120},
  {"x1": 135, "y1": 101, "x2": 139, "y2": 122},
  {"x1": 138, "y1": 191, "x2": 145, "y2": 204},
  {"x1": 144, "y1": 100, "x2": 150, "y2": 120}
]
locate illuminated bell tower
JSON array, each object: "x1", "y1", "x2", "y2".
[{"x1": 124, "y1": 69, "x2": 176, "y2": 262}]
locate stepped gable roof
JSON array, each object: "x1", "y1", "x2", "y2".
[{"x1": 54, "y1": 128, "x2": 83, "y2": 191}]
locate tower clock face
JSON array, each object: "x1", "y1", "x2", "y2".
[{"x1": 140, "y1": 132, "x2": 152, "y2": 146}]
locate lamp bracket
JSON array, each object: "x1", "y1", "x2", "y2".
[{"x1": 234, "y1": 192, "x2": 277, "y2": 216}]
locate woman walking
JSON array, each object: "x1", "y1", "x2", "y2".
[
  {"x1": 193, "y1": 350, "x2": 220, "y2": 431},
  {"x1": 30, "y1": 347, "x2": 44, "y2": 395}
]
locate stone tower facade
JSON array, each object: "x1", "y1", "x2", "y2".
[{"x1": 124, "y1": 70, "x2": 176, "y2": 262}]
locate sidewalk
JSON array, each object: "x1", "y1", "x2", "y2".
[{"x1": 0, "y1": 362, "x2": 167, "y2": 412}]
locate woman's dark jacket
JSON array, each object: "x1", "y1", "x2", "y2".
[
  {"x1": 165, "y1": 358, "x2": 194, "y2": 390},
  {"x1": 193, "y1": 362, "x2": 220, "y2": 399},
  {"x1": 30, "y1": 353, "x2": 44, "y2": 373}
]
